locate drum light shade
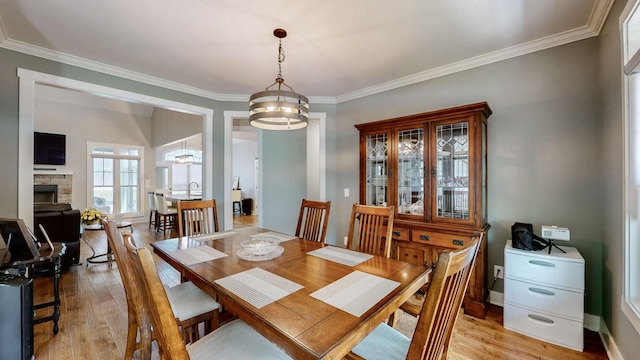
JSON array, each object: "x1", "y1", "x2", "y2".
[{"x1": 249, "y1": 29, "x2": 309, "y2": 130}]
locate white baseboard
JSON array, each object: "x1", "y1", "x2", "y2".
[{"x1": 489, "y1": 290, "x2": 504, "y2": 306}]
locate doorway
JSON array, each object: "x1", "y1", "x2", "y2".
[{"x1": 17, "y1": 69, "x2": 214, "y2": 227}]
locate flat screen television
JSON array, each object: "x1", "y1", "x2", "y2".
[{"x1": 34, "y1": 132, "x2": 66, "y2": 165}]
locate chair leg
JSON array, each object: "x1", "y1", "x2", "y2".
[{"x1": 387, "y1": 310, "x2": 400, "y2": 328}]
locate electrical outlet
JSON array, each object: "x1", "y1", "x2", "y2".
[
  {"x1": 344, "y1": 236, "x2": 348, "y2": 245},
  {"x1": 494, "y1": 265, "x2": 504, "y2": 279}
]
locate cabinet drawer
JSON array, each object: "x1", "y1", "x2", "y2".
[
  {"x1": 505, "y1": 252, "x2": 584, "y2": 291},
  {"x1": 411, "y1": 230, "x2": 467, "y2": 248},
  {"x1": 504, "y1": 304, "x2": 583, "y2": 351},
  {"x1": 391, "y1": 226, "x2": 410, "y2": 242},
  {"x1": 504, "y1": 279, "x2": 583, "y2": 321},
  {"x1": 394, "y1": 243, "x2": 428, "y2": 267}
]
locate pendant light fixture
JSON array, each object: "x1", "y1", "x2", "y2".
[
  {"x1": 249, "y1": 28, "x2": 309, "y2": 130},
  {"x1": 174, "y1": 140, "x2": 194, "y2": 165}
]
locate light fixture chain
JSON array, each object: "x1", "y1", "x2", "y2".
[{"x1": 277, "y1": 38, "x2": 285, "y2": 83}]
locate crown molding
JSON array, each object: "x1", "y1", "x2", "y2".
[
  {"x1": 337, "y1": 0, "x2": 614, "y2": 103},
  {"x1": 0, "y1": 0, "x2": 613, "y2": 106}
]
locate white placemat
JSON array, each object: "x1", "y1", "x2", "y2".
[
  {"x1": 170, "y1": 245, "x2": 228, "y2": 266},
  {"x1": 310, "y1": 270, "x2": 400, "y2": 317},
  {"x1": 254, "y1": 231, "x2": 297, "y2": 242},
  {"x1": 183, "y1": 230, "x2": 237, "y2": 242},
  {"x1": 215, "y1": 268, "x2": 303, "y2": 309},
  {"x1": 307, "y1": 246, "x2": 373, "y2": 267}
]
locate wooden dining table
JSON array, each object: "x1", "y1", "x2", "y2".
[{"x1": 151, "y1": 227, "x2": 431, "y2": 360}]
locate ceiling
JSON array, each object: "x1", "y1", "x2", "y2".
[{"x1": 0, "y1": 0, "x2": 613, "y2": 103}]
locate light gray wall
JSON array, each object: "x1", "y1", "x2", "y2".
[
  {"x1": 34, "y1": 96, "x2": 154, "y2": 211},
  {"x1": 260, "y1": 128, "x2": 308, "y2": 234},
  {"x1": 151, "y1": 107, "x2": 202, "y2": 148},
  {"x1": 233, "y1": 140, "x2": 257, "y2": 202},
  {"x1": 2, "y1": 10, "x2": 639, "y2": 354},
  {"x1": 337, "y1": 38, "x2": 603, "y2": 315},
  {"x1": 599, "y1": 0, "x2": 640, "y2": 358}
]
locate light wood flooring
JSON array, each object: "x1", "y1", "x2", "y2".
[{"x1": 31, "y1": 215, "x2": 609, "y2": 359}]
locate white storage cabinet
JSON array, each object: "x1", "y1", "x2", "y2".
[{"x1": 504, "y1": 240, "x2": 585, "y2": 351}]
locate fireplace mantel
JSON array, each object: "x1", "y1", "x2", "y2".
[{"x1": 34, "y1": 170, "x2": 74, "y2": 175}]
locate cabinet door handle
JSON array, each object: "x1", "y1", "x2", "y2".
[
  {"x1": 528, "y1": 287, "x2": 555, "y2": 296},
  {"x1": 527, "y1": 314, "x2": 554, "y2": 325},
  {"x1": 528, "y1": 260, "x2": 555, "y2": 268},
  {"x1": 392, "y1": 231, "x2": 401, "y2": 237},
  {"x1": 420, "y1": 234, "x2": 430, "y2": 241},
  {"x1": 452, "y1": 239, "x2": 464, "y2": 246}
]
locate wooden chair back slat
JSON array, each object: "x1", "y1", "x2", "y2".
[
  {"x1": 346, "y1": 203, "x2": 394, "y2": 258},
  {"x1": 102, "y1": 219, "x2": 152, "y2": 360},
  {"x1": 177, "y1": 199, "x2": 219, "y2": 237},
  {"x1": 407, "y1": 233, "x2": 482, "y2": 360},
  {"x1": 295, "y1": 199, "x2": 331, "y2": 243},
  {"x1": 123, "y1": 235, "x2": 191, "y2": 360}
]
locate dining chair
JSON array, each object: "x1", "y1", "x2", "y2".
[
  {"x1": 122, "y1": 236, "x2": 293, "y2": 359},
  {"x1": 155, "y1": 192, "x2": 178, "y2": 238},
  {"x1": 347, "y1": 233, "x2": 483, "y2": 360},
  {"x1": 346, "y1": 203, "x2": 395, "y2": 258},
  {"x1": 177, "y1": 199, "x2": 219, "y2": 237},
  {"x1": 147, "y1": 191, "x2": 157, "y2": 230},
  {"x1": 295, "y1": 198, "x2": 331, "y2": 242},
  {"x1": 102, "y1": 219, "x2": 220, "y2": 358}
]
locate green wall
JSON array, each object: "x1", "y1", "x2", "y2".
[
  {"x1": 336, "y1": 38, "x2": 603, "y2": 316},
  {"x1": 3, "y1": 7, "x2": 640, "y2": 354}
]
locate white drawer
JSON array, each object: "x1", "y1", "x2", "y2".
[
  {"x1": 505, "y1": 251, "x2": 584, "y2": 291},
  {"x1": 504, "y1": 278, "x2": 584, "y2": 321},
  {"x1": 504, "y1": 304, "x2": 583, "y2": 351}
]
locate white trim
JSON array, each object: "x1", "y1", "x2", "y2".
[
  {"x1": 620, "y1": 0, "x2": 640, "y2": 338},
  {"x1": 223, "y1": 111, "x2": 327, "y2": 230},
  {"x1": 2, "y1": 1, "x2": 612, "y2": 105},
  {"x1": 622, "y1": 296, "x2": 640, "y2": 337},
  {"x1": 599, "y1": 314, "x2": 625, "y2": 360},
  {"x1": 489, "y1": 290, "x2": 504, "y2": 307},
  {"x1": 17, "y1": 68, "x2": 214, "y2": 227},
  {"x1": 86, "y1": 141, "x2": 145, "y2": 218}
]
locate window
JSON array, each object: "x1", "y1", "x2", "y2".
[
  {"x1": 88, "y1": 142, "x2": 144, "y2": 217},
  {"x1": 622, "y1": 0, "x2": 640, "y2": 335},
  {"x1": 162, "y1": 146, "x2": 202, "y2": 194}
]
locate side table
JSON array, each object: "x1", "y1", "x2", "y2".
[{"x1": 83, "y1": 222, "x2": 133, "y2": 266}]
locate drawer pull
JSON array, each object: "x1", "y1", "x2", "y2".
[
  {"x1": 452, "y1": 239, "x2": 464, "y2": 246},
  {"x1": 527, "y1": 314, "x2": 554, "y2": 325},
  {"x1": 392, "y1": 231, "x2": 401, "y2": 237},
  {"x1": 528, "y1": 287, "x2": 555, "y2": 296},
  {"x1": 528, "y1": 260, "x2": 555, "y2": 268},
  {"x1": 420, "y1": 234, "x2": 430, "y2": 241}
]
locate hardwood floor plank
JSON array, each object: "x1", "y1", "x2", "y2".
[{"x1": 30, "y1": 217, "x2": 607, "y2": 359}]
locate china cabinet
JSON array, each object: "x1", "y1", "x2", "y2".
[{"x1": 355, "y1": 102, "x2": 491, "y2": 318}]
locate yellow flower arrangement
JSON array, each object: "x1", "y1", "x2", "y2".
[{"x1": 81, "y1": 207, "x2": 102, "y2": 224}]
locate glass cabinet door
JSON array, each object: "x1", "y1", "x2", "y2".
[
  {"x1": 397, "y1": 128, "x2": 424, "y2": 216},
  {"x1": 434, "y1": 121, "x2": 470, "y2": 221},
  {"x1": 364, "y1": 132, "x2": 389, "y2": 206}
]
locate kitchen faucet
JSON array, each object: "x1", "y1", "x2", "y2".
[{"x1": 188, "y1": 181, "x2": 199, "y2": 195}]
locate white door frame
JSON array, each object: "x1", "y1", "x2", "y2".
[
  {"x1": 223, "y1": 111, "x2": 326, "y2": 230},
  {"x1": 17, "y1": 68, "x2": 214, "y2": 227}
]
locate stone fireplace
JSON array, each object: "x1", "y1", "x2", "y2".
[{"x1": 34, "y1": 174, "x2": 72, "y2": 204}]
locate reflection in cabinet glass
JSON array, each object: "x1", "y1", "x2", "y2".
[
  {"x1": 435, "y1": 122, "x2": 469, "y2": 220},
  {"x1": 365, "y1": 133, "x2": 388, "y2": 206},
  {"x1": 397, "y1": 128, "x2": 424, "y2": 215}
]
